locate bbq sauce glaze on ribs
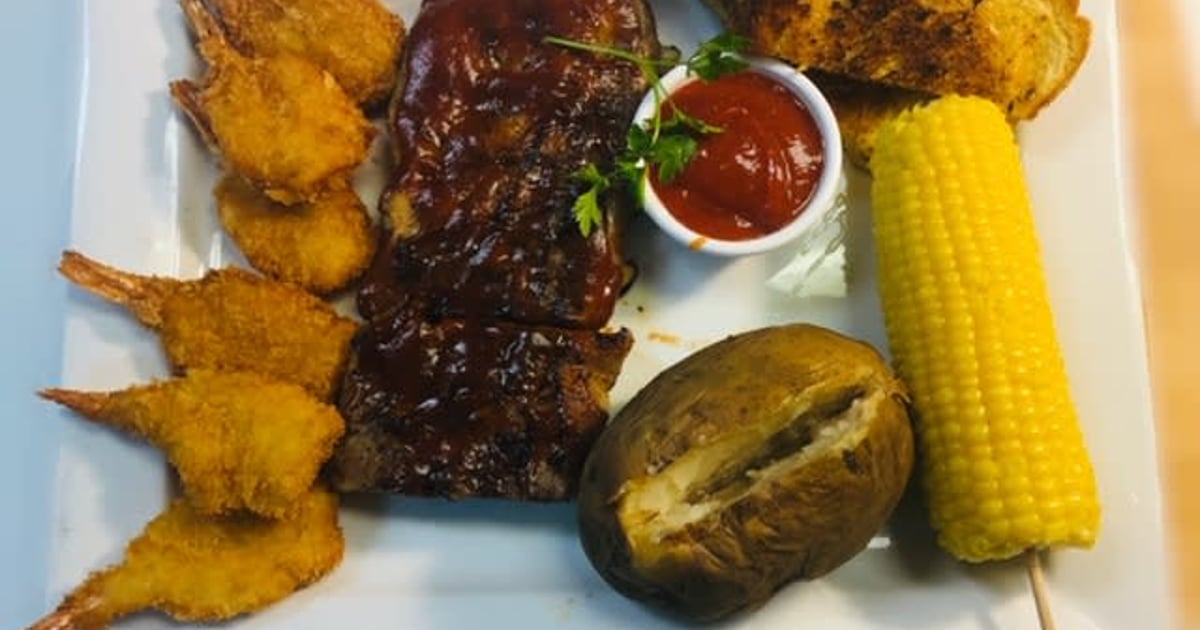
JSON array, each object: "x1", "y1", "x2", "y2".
[
  {"x1": 329, "y1": 0, "x2": 658, "y2": 500},
  {"x1": 333, "y1": 312, "x2": 633, "y2": 498},
  {"x1": 360, "y1": 0, "x2": 660, "y2": 329}
]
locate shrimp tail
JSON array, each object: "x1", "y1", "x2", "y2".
[
  {"x1": 58, "y1": 251, "x2": 172, "y2": 328},
  {"x1": 38, "y1": 388, "x2": 115, "y2": 420},
  {"x1": 26, "y1": 594, "x2": 103, "y2": 630},
  {"x1": 179, "y1": 0, "x2": 236, "y2": 64},
  {"x1": 169, "y1": 79, "x2": 220, "y2": 151}
]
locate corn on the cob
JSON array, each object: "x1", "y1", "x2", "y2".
[{"x1": 869, "y1": 95, "x2": 1100, "y2": 562}]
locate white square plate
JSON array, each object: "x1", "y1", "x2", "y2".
[{"x1": 12, "y1": 0, "x2": 1173, "y2": 628}]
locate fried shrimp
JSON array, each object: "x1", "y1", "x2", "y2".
[
  {"x1": 170, "y1": 0, "x2": 374, "y2": 204},
  {"x1": 28, "y1": 489, "x2": 344, "y2": 630},
  {"x1": 201, "y1": 0, "x2": 405, "y2": 106},
  {"x1": 41, "y1": 370, "x2": 344, "y2": 518},
  {"x1": 216, "y1": 175, "x2": 376, "y2": 295},
  {"x1": 58, "y1": 251, "x2": 358, "y2": 400}
]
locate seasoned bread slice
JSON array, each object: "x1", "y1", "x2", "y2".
[
  {"x1": 807, "y1": 71, "x2": 930, "y2": 169},
  {"x1": 706, "y1": 0, "x2": 1090, "y2": 120}
]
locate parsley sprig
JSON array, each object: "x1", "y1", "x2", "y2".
[{"x1": 544, "y1": 33, "x2": 750, "y2": 236}]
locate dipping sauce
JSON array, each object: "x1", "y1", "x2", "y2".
[{"x1": 650, "y1": 71, "x2": 825, "y2": 241}]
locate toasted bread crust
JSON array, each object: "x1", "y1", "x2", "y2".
[
  {"x1": 708, "y1": 0, "x2": 1089, "y2": 120},
  {"x1": 806, "y1": 71, "x2": 930, "y2": 169}
]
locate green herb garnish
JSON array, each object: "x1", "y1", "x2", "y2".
[
  {"x1": 572, "y1": 162, "x2": 611, "y2": 239},
  {"x1": 689, "y1": 33, "x2": 752, "y2": 80},
  {"x1": 545, "y1": 32, "x2": 750, "y2": 236}
]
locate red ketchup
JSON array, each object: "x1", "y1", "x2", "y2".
[{"x1": 650, "y1": 71, "x2": 825, "y2": 241}]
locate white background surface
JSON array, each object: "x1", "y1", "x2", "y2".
[
  {"x1": 0, "y1": 0, "x2": 1173, "y2": 628},
  {"x1": 0, "y1": 1, "x2": 83, "y2": 625}
]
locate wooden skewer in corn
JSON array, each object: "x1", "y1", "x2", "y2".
[
  {"x1": 1026, "y1": 548, "x2": 1056, "y2": 630},
  {"x1": 868, "y1": 95, "x2": 1101, "y2": 630}
]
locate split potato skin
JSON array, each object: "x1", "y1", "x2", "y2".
[{"x1": 577, "y1": 324, "x2": 914, "y2": 621}]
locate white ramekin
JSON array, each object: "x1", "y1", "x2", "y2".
[{"x1": 634, "y1": 56, "x2": 844, "y2": 257}]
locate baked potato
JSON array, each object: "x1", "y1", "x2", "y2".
[{"x1": 577, "y1": 324, "x2": 914, "y2": 621}]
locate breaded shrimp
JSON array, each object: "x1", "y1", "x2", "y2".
[
  {"x1": 28, "y1": 489, "x2": 343, "y2": 630},
  {"x1": 41, "y1": 370, "x2": 345, "y2": 518},
  {"x1": 216, "y1": 174, "x2": 376, "y2": 295},
  {"x1": 202, "y1": 0, "x2": 405, "y2": 106},
  {"x1": 58, "y1": 251, "x2": 358, "y2": 400},
  {"x1": 170, "y1": 0, "x2": 374, "y2": 204}
]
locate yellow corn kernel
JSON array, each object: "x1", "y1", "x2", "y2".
[{"x1": 870, "y1": 95, "x2": 1100, "y2": 562}]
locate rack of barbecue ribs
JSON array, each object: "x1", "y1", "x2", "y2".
[{"x1": 328, "y1": 0, "x2": 658, "y2": 500}]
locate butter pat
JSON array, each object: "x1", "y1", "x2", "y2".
[{"x1": 766, "y1": 172, "x2": 848, "y2": 298}]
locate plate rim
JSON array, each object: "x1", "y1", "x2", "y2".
[{"x1": 29, "y1": 0, "x2": 1179, "y2": 628}]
